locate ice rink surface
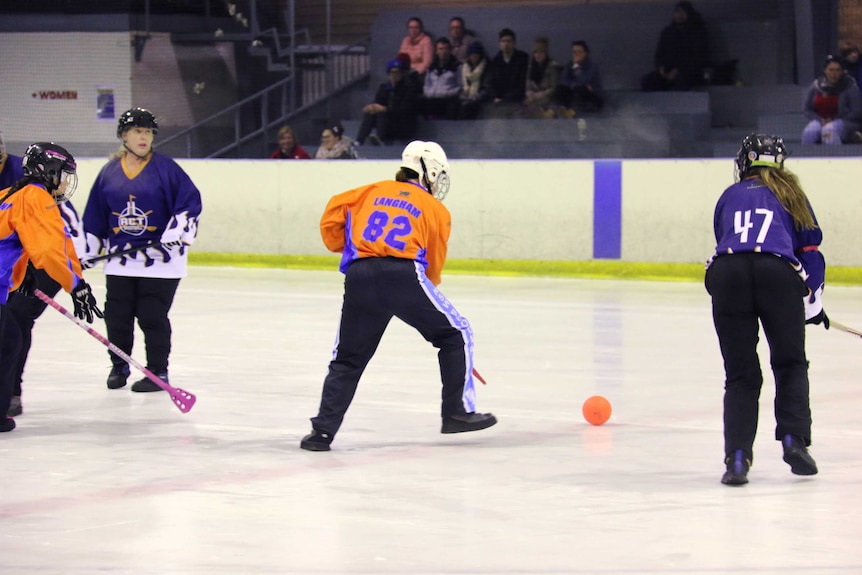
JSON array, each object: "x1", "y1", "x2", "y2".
[{"x1": 2, "y1": 266, "x2": 860, "y2": 574}]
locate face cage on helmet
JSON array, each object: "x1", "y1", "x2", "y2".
[
  {"x1": 733, "y1": 156, "x2": 746, "y2": 183},
  {"x1": 52, "y1": 171, "x2": 78, "y2": 203},
  {"x1": 431, "y1": 171, "x2": 450, "y2": 201}
]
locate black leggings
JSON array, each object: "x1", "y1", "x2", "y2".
[
  {"x1": 4, "y1": 268, "x2": 61, "y2": 396},
  {"x1": 706, "y1": 253, "x2": 811, "y2": 461},
  {"x1": 105, "y1": 275, "x2": 180, "y2": 373},
  {"x1": 311, "y1": 258, "x2": 476, "y2": 437},
  {"x1": 0, "y1": 305, "x2": 23, "y2": 417}
]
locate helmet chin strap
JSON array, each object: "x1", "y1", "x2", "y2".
[
  {"x1": 123, "y1": 142, "x2": 152, "y2": 160},
  {"x1": 419, "y1": 157, "x2": 432, "y2": 193}
]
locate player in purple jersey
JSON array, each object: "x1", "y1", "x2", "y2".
[
  {"x1": 705, "y1": 134, "x2": 826, "y2": 486},
  {"x1": 81, "y1": 108, "x2": 202, "y2": 393}
]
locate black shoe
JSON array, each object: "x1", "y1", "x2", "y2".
[
  {"x1": 107, "y1": 364, "x2": 131, "y2": 389},
  {"x1": 721, "y1": 450, "x2": 750, "y2": 485},
  {"x1": 782, "y1": 434, "x2": 818, "y2": 476},
  {"x1": 441, "y1": 412, "x2": 498, "y2": 434},
  {"x1": 7, "y1": 396, "x2": 22, "y2": 417},
  {"x1": 131, "y1": 372, "x2": 167, "y2": 393},
  {"x1": 0, "y1": 417, "x2": 16, "y2": 432},
  {"x1": 300, "y1": 429, "x2": 333, "y2": 451}
]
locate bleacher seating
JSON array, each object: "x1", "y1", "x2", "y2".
[
  {"x1": 281, "y1": 1, "x2": 861, "y2": 160},
  {"x1": 757, "y1": 113, "x2": 808, "y2": 142}
]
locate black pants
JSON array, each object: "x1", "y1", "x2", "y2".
[
  {"x1": 554, "y1": 85, "x2": 604, "y2": 113},
  {"x1": 105, "y1": 275, "x2": 180, "y2": 373},
  {"x1": 5, "y1": 268, "x2": 62, "y2": 397},
  {"x1": 356, "y1": 112, "x2": 415, "y2": 144},
  {"x1": 311, "y1": 257, "x2": 476, "y2": 437},
  {"x1": 0, "y1": 305, "x2": 23, "y2": 418},
  {"x1": 706, "y1": 253, "x2": 811, "y2": 461},
  {"x1": 421, "y1": 96, "x2": 460, "y2": 120}
]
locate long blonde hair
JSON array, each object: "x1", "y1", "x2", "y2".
[{"x1": 749, "y1": 166, "x2": 817, "y2": 230}]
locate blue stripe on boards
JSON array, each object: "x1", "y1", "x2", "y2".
[{"x1": 593, "y1": 160, "x2": 622, "y2": 259}]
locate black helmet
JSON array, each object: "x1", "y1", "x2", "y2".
[
  {"x1": 22, "y1": 142, "x2": 78, "y2": 203},
  {"x1": 735, "y1": 133, "x2": 788, "y2": 182},
  {"x1": 117, "y1": 107, "x2": 159, "y2": 138}
]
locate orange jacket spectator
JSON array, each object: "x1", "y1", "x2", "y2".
[{"x1": 399, "y1": 17, "x2": 433, "y2": 76}]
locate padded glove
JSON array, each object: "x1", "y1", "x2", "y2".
[
  {"x1": 17, "y1": 267, "x2": 37, "y2": 297},
  {"x1": 806, "y1": 309, "x2": 830, "y2": 330},
  {"x1": 72, "y1": 279, "x2": 104, "y2": 324},
  {"x1": 80, "y1": 257, "x2": 97, "y2": 270},
  {"x1": 160, "y1": 225, "x2": 186, "y2": 250},
  {"x1": 803, "y1": 286, "x2": 824, "y2": 321}
]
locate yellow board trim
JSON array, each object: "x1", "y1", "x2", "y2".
[{"x1": 188, "y1": 253, "x2": 862, "y2": 285}]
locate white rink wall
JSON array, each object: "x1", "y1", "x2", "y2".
[{"x1": 70, "y1": 157, "x2": 862, "y2": 266}]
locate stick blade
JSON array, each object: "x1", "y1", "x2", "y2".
[
  {"x1": 170, "y1": 388, "x2": 197, "y2": 413},
  {"x1": 472, "y1": 367, "x2": 487, "y2": 385}
]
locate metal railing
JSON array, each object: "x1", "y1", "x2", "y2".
[
  {"x1": 155, "y1": 0, "x2": 369, "y2": 158},
  {"x1": 155, "y1": 42, "x2": 369, "y2": 158}
]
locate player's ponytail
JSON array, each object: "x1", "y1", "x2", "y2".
[{"x1": 751, "y1": 166, "x2": 817, "y2": 230}]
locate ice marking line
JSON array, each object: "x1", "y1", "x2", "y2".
[{"x1": 0, "y1": 434, "x2": 527, "y2": 518}]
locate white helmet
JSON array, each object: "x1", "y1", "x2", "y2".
[{"x1": 401, "y1": 140, "x2": 451, "y2": 201}]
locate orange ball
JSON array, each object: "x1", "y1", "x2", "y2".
[{"x1": 582, "y1": 395, "x2": 612, "y2": 425}]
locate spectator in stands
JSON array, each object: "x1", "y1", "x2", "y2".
[
  {"x1": 0, "y1": 130, "x2": 24, "y2": 192},
  {"x1": 482, "y1": 28, "x2": 529, "y2": 119},
  {"x1": 396, "y1": 51, "x2": 424, "y2": 97},
  {"x1": 641, "y1": 1, "x2": 709, "y2": 91},
  {"x1": 315, "y1": 122, "x2": 359, "y2": 159},
  {"x1": 269, "y1": 125, "x2": 310, "y2": 159},
  {"x1": 356, "y1": 58, "x2": 420, "y2": 146},
  {"x1": 421, "y1": 37, "x2": 462, "y2": 120},
  {"x1": 839, "y1": 41, "x2": 862, "y2": 91},
  {"x1": 459, "y1": 41, "x2": 488, "y2": 120},
  {"x1": 522, "y1": 37, "x2": 562, "y2": 119},
  {"x1": 448, "y1": 16, "x2": 477, "y2": 64},
  {"x1": 802, "y1": 55, "x2": 862, "y2": 145},
  {"x1": 550, "y1": 40, "x2": 604, "y2": 118},
  {"x1": 399, "y1": 17, "x2": 433, "y2": 79}
]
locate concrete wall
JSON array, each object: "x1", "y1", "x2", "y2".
[
  {"x1": 68, "y1": 157, "x2": 862, "y2": 267},
  {"x1": 0, "y1": 32, "x2": 237, "y2": 158},
  {"x1": 0, "y1": 32, "x2": 132, "y2": 156}
]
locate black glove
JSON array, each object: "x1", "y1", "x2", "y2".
[
  {"x1": 806, "y1": 309, "x2": 830, "y2": 330},
  {"x1": 72, "y1": 280, "x2": 104, "y2": 324},
  {"x1": 17, "y1": 267, "x2": 37, "y2": 297}
]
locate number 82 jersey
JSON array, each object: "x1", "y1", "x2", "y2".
[{"x1": 320, "y1": 179, "x2": 452, "y2": 285}]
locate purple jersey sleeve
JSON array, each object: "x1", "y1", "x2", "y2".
[{"x1": 712, "y1": 178, "x2": 825, "y2": 292}]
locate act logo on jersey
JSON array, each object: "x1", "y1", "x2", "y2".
[{"x1": 113, "y1": 194, "x2": 157, "y2": 235}]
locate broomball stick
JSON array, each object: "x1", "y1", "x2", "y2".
[
  {"x1": 472, "y1": 368, "x2": 487, "y2": 385},
  {"x1": 34, "y1": 289, "x2": 196, "y2": 413},
  {"x1": 84, "y1": 242, "x2": 164, "y2": 264},
  {"x1": 828, "y1": 319, "x2": 862, "y2": 339}
]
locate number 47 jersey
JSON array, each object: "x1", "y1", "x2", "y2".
[
  {"x1": 320, "y1": 179, "x2": 452, "y2": 286},
  {"x1": 711, "y1": 178, "x2": 824, "y2": 288}
]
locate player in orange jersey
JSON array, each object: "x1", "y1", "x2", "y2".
[
  {"x1": 301, "y1": 141, "x2": 496, "y2": 451},
  {"x1": 0, "y1": 142, "x2": 102, "y2": 432}
]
